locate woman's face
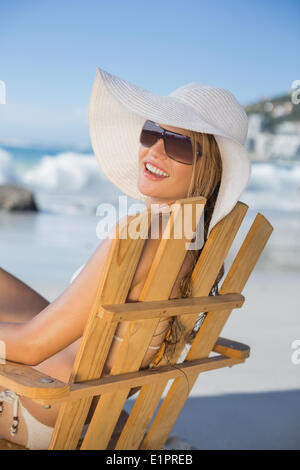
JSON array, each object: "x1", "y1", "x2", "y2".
[{"x1": 138, "y1": 123, "x2": 194, "y2": 207}]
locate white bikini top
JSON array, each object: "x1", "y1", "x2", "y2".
[{"x1": 70, "y1": 264, "x2": 85, "y2": 284}]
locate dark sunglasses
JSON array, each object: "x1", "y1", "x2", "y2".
[{"x1": 140, "y1": 120, "x2": 202, "y2": 165}]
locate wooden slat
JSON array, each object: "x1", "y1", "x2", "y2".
[
  {"x1": 100, "y1": 293, "x2": 244, "y2": 322},
  {"x1": 141, "y1": 212, "x2": 273, "y2": 449},
  {"x1": 48, "y1": 211, "x2": 151, "y2": 449},
  {"x1": 31, "y1": 354, "x2": 242, "y2": 404},
  {"x1": 80, "y1": 197, "x2": 205, "y2": 450},
  {"x1": 115, "y1": 201, "x2": 248, "y2": 450}
]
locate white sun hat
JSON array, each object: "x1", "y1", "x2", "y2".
[{"x1": 88, "y1": 67, "x2": 251, "y2": 236}]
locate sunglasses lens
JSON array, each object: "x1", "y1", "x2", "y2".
[
  {"x1": 165, "y1": 131, "x2": 195, "y2": 164},
  {"x1": 140, "y1": 121, "x2": 161, "y2": 148}
]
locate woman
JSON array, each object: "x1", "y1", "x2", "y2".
[{"x1": 0, "y1": 67, "x2": 251, "y2": 449}]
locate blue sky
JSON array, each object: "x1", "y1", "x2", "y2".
[{"x1": 0, "y1": 0, "x2": 299, "y2": 148}]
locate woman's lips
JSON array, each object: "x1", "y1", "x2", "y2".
[{"x1": 143, "y1": 163, "x2": 169, "y2": 181}]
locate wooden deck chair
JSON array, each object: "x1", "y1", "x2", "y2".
[{"x1": 0, "y1": 197, "x2": 273, "y2": 450}]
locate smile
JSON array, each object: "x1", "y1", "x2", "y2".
[{"x1": 144, "y1": 162, "x2": 170, "y2": 178}]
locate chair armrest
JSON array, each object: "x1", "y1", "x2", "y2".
[
  {"x1": 0, "y1": 360, "x2": 69, "y2": 404},
  {"x1": 100, "y1": 293, "x2": 245, "y2": 322},
  {"x1": 0, "y1": 336, "x2": 250, "y2": 406},
  {"x1": 213, "y1": 337, "x2": 250, "y2": 360}
]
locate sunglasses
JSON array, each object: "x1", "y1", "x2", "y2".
[{"x1": 140, "y1": 120, "x2": 202, "y2": 165}]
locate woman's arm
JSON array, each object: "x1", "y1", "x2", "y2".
[
  {"x1": 0, "y1": 233, "x2": 114, "y2": 366},
  {"x1": 0, "y1": 266, "x2": 50, "y2": 323}
]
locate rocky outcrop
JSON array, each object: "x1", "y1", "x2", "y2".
[{"x1": 0, "y1": 184, "x2": 38, "y2": 211}]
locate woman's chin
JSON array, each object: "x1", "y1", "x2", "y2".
[{"x1": 137, "y1": 180, "x2": 159, "y2": 198}]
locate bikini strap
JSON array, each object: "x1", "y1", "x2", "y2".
[{"x1": 0, "y1": 390, "x2": 20, "y2": 435}]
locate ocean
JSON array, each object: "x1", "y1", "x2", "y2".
[{"x1": 0, "y1": 145, "x2": 299, "y2": 300}]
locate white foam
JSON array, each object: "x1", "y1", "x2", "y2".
[
  {"x1": 0, "y1": 148, "x2": 20, "y2": 184},
  {"x1": 22, "y1": 151, "x2": 106, "y2": 191}
]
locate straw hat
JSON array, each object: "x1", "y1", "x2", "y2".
[{"x1": 88, "y1": 67, "x2": 251, "y2": 235}]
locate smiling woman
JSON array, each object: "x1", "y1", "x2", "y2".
[{"x1": 0, "y1": 66, "x2": 252, "y2": 449}]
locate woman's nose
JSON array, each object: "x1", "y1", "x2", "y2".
[{"x1": 149, "y1": 138, "x2": 168, "y2": 159}]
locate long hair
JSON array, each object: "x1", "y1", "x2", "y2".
[{"x1": 156, "y1": 130, "x2": 224, "y2": 364}]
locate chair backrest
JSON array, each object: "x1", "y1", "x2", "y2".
[{"x1": 47, "y1": 197, "x2": 273, "y2": 450}]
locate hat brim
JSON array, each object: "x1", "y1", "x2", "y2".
[{"x1": 88, "y1": 67, "x2": 251, "y2": 235}]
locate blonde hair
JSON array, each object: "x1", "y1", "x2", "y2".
[{"x1": 153, "y1": 131, "x2": 224, "y2": 365}]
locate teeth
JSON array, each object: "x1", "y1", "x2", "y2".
[{"x1": 145, "y1": 163, "x2": 169, "y2": 177}]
